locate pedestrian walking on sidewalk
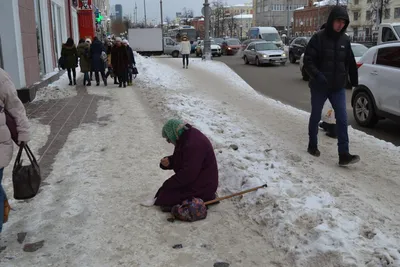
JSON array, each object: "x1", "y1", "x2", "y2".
[
  {"x1": 179, "y1": 35, "x2": 191, "y2": 69},
  {"x1": 105, "y1": 42, "x2": 118, "y2": 84},
  {"x1": 111, "y1": 37, "x2": 129, "y2": 88},
  {"x1": 61, "y1": 38, "x2": 78, "y2": 86},
  {"x1": 0, "y1": 68, "x2": 30, "y2": 232},
  {"x1": 122, "y1": 40, "x2": 135, "y2": 86},
  {"x1": 90, "y1": 37, "x2": 107, "y2": 86},
  {"x1": 77, "y1": 39, "x2": 92, "y2": 86},
  {"x1": 304, "y1": 6, "x2": 359, "y2": 166},
  {"x1": 148, "y1": 119, "x2": 219, "y2": 211}
]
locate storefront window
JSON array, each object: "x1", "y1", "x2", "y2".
[
  {"x1": 34, "y1": 0, "x2": 46, "y2": 76},
  {"x1": 51, "y1": 2, "x2": 64, "y2": 60}
]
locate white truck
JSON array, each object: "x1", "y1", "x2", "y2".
[
  {"x1": 128, "y1": 28, "x2": 181, "y2": 57},
  {"x1": 377, "y1": 23, "x2": 400, "y2": 44}
]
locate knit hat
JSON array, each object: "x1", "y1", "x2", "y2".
[
  {"x1": 85, "y1": 38, "x2": 92, "y2": 44},
  {"x1": 162, "y1": 119, "x2": 187, "y2": 145},
  {"x1": 122, "y1": 40, "x2": 129, "y2": 45},
  {"x1": 115, "y1": 37, "x2": 122, "y2": 42}
]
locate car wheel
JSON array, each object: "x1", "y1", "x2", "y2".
[
  {"x1": 256, "y1": 57, "x2": 262, "y2": 67},
  {"x1": 353, "y1": 91, "x2": 379, "y2": 127},
  {"x1": 301, "y1": 67, "x2": 309, "y2": 81},
  {"x1": 244, "y1": 56, "x2": 249, "y2": 65},
  {"x1": 289, "y1": 53, "x2": 296, "y2": 63},
  {"x1": 172, "y1": 51, "x2": 179, "y2": 58}
]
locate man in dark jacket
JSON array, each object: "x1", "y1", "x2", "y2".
[
  {"x1": 304, "y1": 6, "x2": 359, "y2": 166},
  {"x1": 111, "y1": 37, "x2": 129, "y2": 88}
]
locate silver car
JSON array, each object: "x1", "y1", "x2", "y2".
[{"x1": 243, "y1": 41, "x2": 287, "y2": 66}]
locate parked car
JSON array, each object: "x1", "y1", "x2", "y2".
[
  {"x1": 221, "y1": 39, "x2": 242, "y2": 55},
  {"x1": 289, "y1": 37, "x2": 310, "y2": 63},
  {"x1": 299, "y1": 43, "x2": 369, "y2": 81},
  {"x1": 351, "y1": 42, "x2": 400, "y2": 127},
  {"x1": 213, "y1": 38, "x2": 225, "y2": 46},
  {"x1": 195, "y1": 40, "x2": 222, "y2": 57},
  {"x1": 243, "y1": 41, "x2": 287, "y2": 66}
]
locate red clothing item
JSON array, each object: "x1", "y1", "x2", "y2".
[{"x1": 155, "y1": 125, "x2": 218, "y2": 207}]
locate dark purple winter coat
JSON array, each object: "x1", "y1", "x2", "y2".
[{"x1": 155, "y1": 125, "x2": 219, "y2": 207}]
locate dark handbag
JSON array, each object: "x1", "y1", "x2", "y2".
[
  {"x1": 0, "y1": 105, "x2": 18, "y2": 144},
  {"x1": 58, "y1": 56, "x2": 66, "y2": 70},
  {"x1": 131, "y1": 65, "x2": 138, "y2": 79},
  {"x1": 12, "y1": 145, "x2": 41, "y2": 200}
]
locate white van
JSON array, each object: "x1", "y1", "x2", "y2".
[
  {"x1": 248, "y1": 27, "x2": 284, "y2": 49},
  {"x1": 377, "y1": 23, "x2": 400, "y2": 44}
]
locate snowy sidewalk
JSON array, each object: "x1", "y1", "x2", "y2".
[
  {"x1": 135, "y1": 56, "x2": 400, "y2": 267},
  {"x1": 1, "y1": 72, "x2": 282, "y2": 266}
]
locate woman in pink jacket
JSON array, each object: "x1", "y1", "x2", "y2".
[{"x1": 0, "y1": 68, "x2": 30, "y2": 232}]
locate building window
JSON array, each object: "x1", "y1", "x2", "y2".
[
  {"x1": 257, "y1": 6, "x2": 261, "y2": 13},
  {"x1": 384, "y1": 9, "x2": 390, "y2": 19},
  {"x1": 264, "y1": 5, "x2": 268, "y2": 12},
  {"x1": 366, "y1": 10, "x2": 371, "y2": 21},
  {"x1": 354, "y1": 0, "x2": 359, "y2": 4},
  {"x1": 353, "y1": 27, "x2": 358, "y2": 37},
  {"x1": 354, "y1": 11, "x2": 359, "y2": 21},
  {"x1": 395, "y1": 8, "x2": 400, "y2": 18},
  {"x1": 34, "y1": 0, "x2": 46, "y2": 76}
]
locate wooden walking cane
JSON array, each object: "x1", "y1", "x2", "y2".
[{"x1": 204, "y1": 183, "x2": 268, "y2": 206}]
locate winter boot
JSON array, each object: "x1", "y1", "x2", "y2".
[
  {"x1": 86, "y1": 82, "x2": 91, "y2": 86},
  {"x1": 119, "y1": 83, "x2": 122, "y2": 88},
  {"x1": 307, "y1": 145, "x2": 321, "y2": 157},
  {"x1": 103, "y1": 78, "x2": 107, "y2": 86},
  {"x1": 183, "y1": 65, "x2": 185, "y2": 68},
  {"x1": 123, "y1": 83, "x2": 127, "y2": 88},
  {"x1": 339, "y1": 153, "x2": 360, "y2": 166},
  {"x1": 73, "y1": 79, "x2": 76, "y2": 85},
  {"x1": 68, "y1": 80, "x2": 72, "y2": 86}
]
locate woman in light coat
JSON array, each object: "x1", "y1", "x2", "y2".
[
  {"x1": 179, "y1": 35, "x2": 192, "y2": 69},
  {"x1": 0, "y1": 68, "x2": 30, "y2": 232}
]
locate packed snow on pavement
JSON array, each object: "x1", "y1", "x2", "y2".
[
  {"x1": 135, "y1": 55, "x2": 400, "y2": 267},
  {"x1": 0, "y1": 55, "x2": 399, "y2": 267}
]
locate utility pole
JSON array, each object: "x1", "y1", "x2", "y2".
[
  {"x1": 286, "y1": 0, "x2": 290, "y2": 39},
  {"x1": 203, "y1": 0, "x2": 211, "y2": 60},
  {"x1": 134, "y1": 2, "x2": 138, "y2": 25},
  {"x1": 144, "y1": 0, "x2": 147, "y2": 27},
  {"x1": 160, "y1": 0, "x2": 164, "y2": 48},
  {"x1": 378, "y1": 0, "x2": 384, "y2": 24}
]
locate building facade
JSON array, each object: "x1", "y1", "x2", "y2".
[
  {"x1": 233, "y1": 14, "x2": 254, "y2": 39},
  {"x1": 293, "y1": 3, "x2": 335, "y2": 36},
  {"x1": 347, "y1": 0, "x2": 400, "y2": 40},
  {"x1": 254, "y1": 0, "x2": 308, "y2": 31},
  {"x1": 211, "y1": 3, "x2": 253, "y2": 37},
  {"x1": 115, "y1": 4, "x2": 122, "y2": 21},
  {"x1": 0, "y1": 0, "x2": 83, "y2": 99}
]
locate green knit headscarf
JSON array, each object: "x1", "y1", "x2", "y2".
[{"x1": 162, "y1": 119, "x2": 187, "y2": 145}]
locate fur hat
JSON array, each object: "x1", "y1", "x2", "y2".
[
  {"x1": 85, "y1": 38, "x2": 92, "y2": 44},
  {"x1": 122, "y1": 39, "x2": 129, "y2": 45}
]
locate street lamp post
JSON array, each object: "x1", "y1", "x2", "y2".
[
  {"x1": 203, "y1": 0, "x2": 211, "y2": 60},
  {"x1": 160, "y1": 0, "x2": 164, "y2": 48},
  {"x1": 144, "y1": 0, "x2": 147, "y2": 27}
]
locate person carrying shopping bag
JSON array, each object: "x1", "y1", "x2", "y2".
[{"x1": 0, "y1": 68, "x2": 30, "y2": 232}]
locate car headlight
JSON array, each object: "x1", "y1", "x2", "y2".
[
  {"x1": 262, "y1": 54, "x2": 267, "y2": 58},
  {"x1": 228, "y1": 47, "x2": 232, "y2": 50},
  {"x1": 282, "y1": 53, "x2": 286, "y2": 57}
]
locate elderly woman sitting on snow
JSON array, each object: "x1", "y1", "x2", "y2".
[{"x1": 144, "y1": 119, "x2": 219, "y2": 211}]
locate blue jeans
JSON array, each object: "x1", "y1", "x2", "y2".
[
  {"x1": 308, "y1": 88, "x2": 349, "y2": 154},
  {"x1": 0, "y1": 168, "x2": 5, "y2": 232}
]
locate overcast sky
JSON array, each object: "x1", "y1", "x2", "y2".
[{"x1": 110, "y1": 0, "x2": 249, "y2": 24}]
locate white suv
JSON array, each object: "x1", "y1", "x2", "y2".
[{"x1": 351, "y1": 42, "x2": 400, "y2": 127}]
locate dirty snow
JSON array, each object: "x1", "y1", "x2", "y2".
[
  {"x1": 1, "y1": 53, "x2": 399, "y2": 267},
  {"x1": 34, "y1": 67, "x2": 82, "y2": 102},
  {"x1": 135, "y1": 56, "x2": 400, "y2": 267}
]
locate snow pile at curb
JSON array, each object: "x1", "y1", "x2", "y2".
[
  {"x1": 34, "y1": 67, "x2": 82, "y2": 101},
  {"x1": 135, "y1": 56, "x2": 400, "y2": 267}
]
